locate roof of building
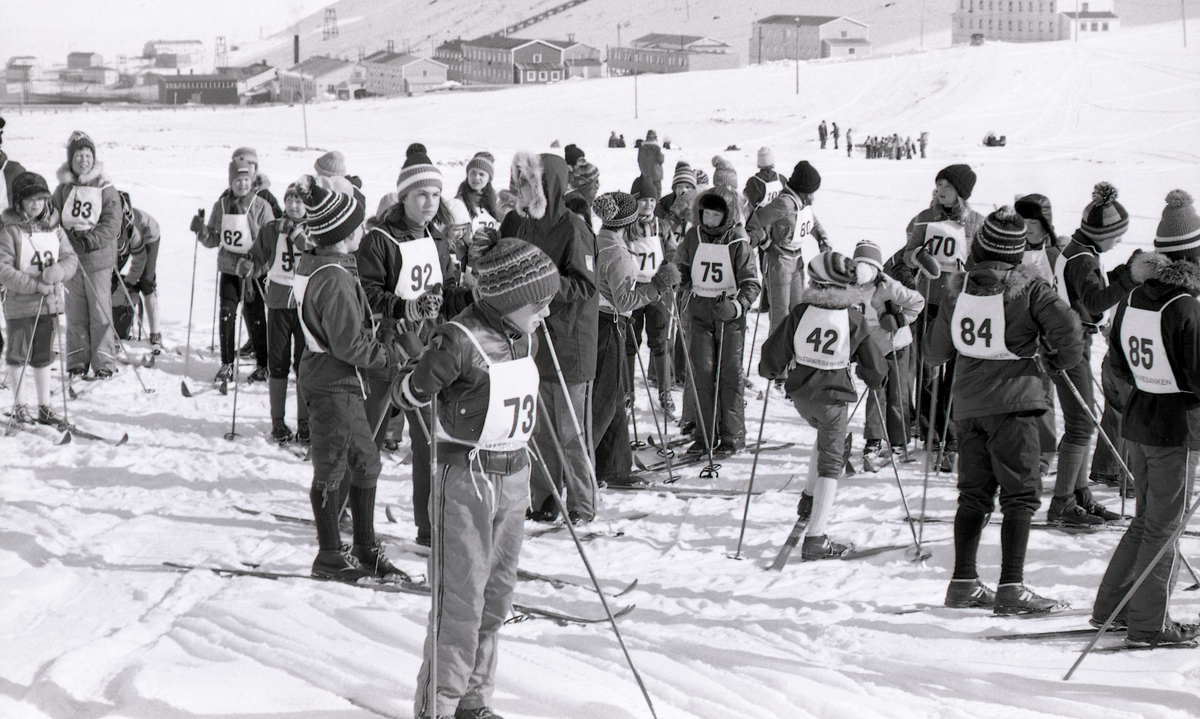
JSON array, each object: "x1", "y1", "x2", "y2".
[
  {"x1": 217, "y1": 62, "x2": 274, "y2": 80},
  {"x1": 464, "y1": 35, "x2": 536, "y2": 50},
  {"x1": 757, "y1": 15, "x2": 841, "y2": 26},
  {"x1": 1060, "y1": 10, "x2": 1119, "y2": 19},
  {"x1": 632, "y1": 33, "x2": 707, "y2": 48},
  {"x1": 565, "y1": 57, "x2": 603, "y2": 66},
  {"x1": 149, "y1": 73, "x2": 238, "y2": 84},
  {"x1": 147, "y1": 40, "x2": 204, "y2": 45},
  {"x1": 822, "y1": 38, "x2": 872, "y2": 46},
  {"x1": 436, "y1": 39, "x2": 464, "y2": 53},
  {"x1": 288, "y1": 55, "x2": 354, "y2": 77},
  {"x1": 515, "y1": 62, "x2": 564, "y2": 71}
]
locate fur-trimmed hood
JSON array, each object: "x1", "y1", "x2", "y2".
[
  {"x1": 692, "y1": 185, "x2": 740, "y2": 238},
  {"x1": 510, "y1": 151, "x2": 569, "y2": 223},
  {"x1": 797, "y1": 284, "x2": 861, "y2": 310},
  {"x1": 945, "y1": 261, "x2": 1041, "y2": 302},
  {"x1": 1, "y1": 205, "x2": 62, "y2": 233},
  {"x1": 56, "y1": 160, "x2": 110, "y2": 188},
  {"x1": 1131, "y1": 250, "x2": 1200, "y2": 295}
]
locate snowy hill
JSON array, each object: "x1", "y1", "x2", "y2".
[{"x1": 3, "y1": 23, "x2": 1200, "y2": 719}]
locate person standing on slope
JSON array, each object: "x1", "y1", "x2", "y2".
[{"x1": 637, "y1": 129, "x2": 665, "y2": 200}]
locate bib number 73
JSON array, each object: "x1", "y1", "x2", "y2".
[
  {"x1": 1127, "y1": 336, "x2": 1154, "y2": 369},
  {"x1": 503, "y1": 395, "x2": 535, "y2": 438}
]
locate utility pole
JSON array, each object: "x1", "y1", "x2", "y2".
[
  {"x1": 634, "y1": 70, "x2": 638, "y2": 118},
  {"x1": 1075, "y1": 0, "x2": 1080, "y2": 43},
  {"x1": 795, "y1": 19, "x2": 800, "y2": 95},
  {"x1": 1183, "y1": 0, "x2": 1189, "y2": 48},
  {"x1": 920, "y1": 0, "x2": 926, "y2": 49}
]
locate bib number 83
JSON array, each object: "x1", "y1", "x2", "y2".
[
  {"x1": 71, "y1": 198, "x2": 93, "y2": 220},
  {"x1": 503, "y1": 395, "x2": 535, "y2": 438},
  {"x1": 959, "y1": 317, "x2": 993, "y2": 347},
  {"x1": 1127, "y1": 336, "x2": 1154, "y2": 369}
]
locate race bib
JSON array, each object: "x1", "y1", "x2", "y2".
[
  {"x1": 792, "y1": 306, "x2": 851, "y2": 369},
  {"x1": 267, "y1": 231, "x2": 302, "y2": 286},
  {"x1": 1120, "y1": 294, "x2": 1190, "y2": 394},
  {"x1": 923, "y1": 220, "x2": 967, "y2": 273},
  {"x1": 627, "y1": 232, "x2": 664, "y2": 283},
  {"x1": 691, "y1": 242, "x2": 736, "y2": 298},
  {"x1": 470, "y1": 209, "x2": 499, "y2": 235},
  {"x1": 392, "y1": 236, "x2": 443, "y2": 300},
  {"x1": 950, "y1": 288, "x2": 1021, "y2": 360},
  {"x1": 19, "y1": 231, "x2": 60, "y2": 275},
  {"x1": 781, "y1": 204, "x2": 815, "y2": 251},
  {"x1": 757, "y1": 179, "x2": 783, "y2": 208},
  {"x1": 220, "y1": 213, "x2": 253, "y2": 255},
  {"x1": 61, "y1": 186, "x2": 103, "y2": 232},
  {"x1": 447, "y1": 321, "x2": 541, "y2": 450}
]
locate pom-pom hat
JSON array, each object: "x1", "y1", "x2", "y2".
[
  {"x1": 852, "y1": 240, "x2": 884, "y2": 270},
  {"x1": 66, "y1": 130, "x2": 95, "y2": 163},
  {"x1": 466, "y1": 151, "x2": 494, "y2": 181},
  {"x1": 474, "y1": 237, "x2": 561, "y2": 315},
  {"x1": 296, "y1": 177, "x2": 365, "y2": 247},
  {"x1": 594, "y1": 191, "x2": 638, "y2": 229},
  {"x1": 672, "y1": 162, "x2": 696, "y2": 190},
  {"x1": 1078, "y1": 181, "x2": 1129, "y2": 244},
  {"x1": 1153, "y1": 190, "x2": 1200, "y2": 260},
  {"x1": 975, "y1": 206, "x2": 1028, "y2": 264},
  {"x1": 314, "y1": 151, "x2": 346, "y2": 177},
  {"x1": 396, "y1": 152, "x2": 443, "y2": 200},
  {"x1": 808, "y1": 251, "x2": 857, "y2": 289},
  {"x1": 757, "y1": 146, "x2": 774, "y2": 168}
]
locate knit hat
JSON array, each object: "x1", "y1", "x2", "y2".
[
  {"x1": 66, "y1": 130, "x2": 95, "y2": 163},
  {"x1": 231, "y1": 147, "x2": 259, "y2": 167},
  {"x1": 314, "y1": 150, "x2": 346, "y2": 177},
  {"x1": 852, "y1": 240, "x2": 884, "y2": 271},
  {"x1": 564, "y1": 143, "x2": 585, "y2": 167},
  {"x1": 283, "y1": 183, "x2": 304, "y2": 205},
  {"x1": 1014, "y1": 193, "x2": 1055, "y2": 244},
  {"x1": 296, "y1": 177, "x2": 365, "y2": 247},
  {"x1": 788, "y1": 160, "x2": 821, "y2": 195},
  {"x1": 405, "y1": 143, "x2": 427, "y2": 158},
  {"x1": 757, "y1": 146, "x2": 775, "y2": 168},
  {"x1": 672, "y1": 161, "x2": 696, "y2": 190},
  {"x1": 229, "y1": 157, "x2": 255, "y2": 186},
  {"x1": 808, "y1": 251, "x2": 857, "y2": 289},
  {"x1": 1078, "y1": 182, "x2": 1129, "y2": 244},
  {"x1": 974, "y1": 206, "x2": 1028, "y2": 264},
  {"x1": 1153, "y1": 190, "x2": 1200, "y2": 260},
  {"x1": 466, "y1": 151, "x2": 494, "y2": 181},
  {"x1": 935, "y1": 164, "x2": 976, "y2": 200},
  {"x1": 646, "y1": 129, "x2": 658, "y2": 143},
  {"x1": 11, "y1": 172, "x2": 51, "y2": 206},
  {"x1": 694, "y1": 168, "x2": 710, "y2": 187},
  {"x1": 447, "y1": 197, "x2": 472, "y2": 226},
  {"x1": 594, "y1": 191, "x2": 638, "y2": 229},
  {"x1": 712, "y1": 156, "x2": 737, "y2": 190},
  {"x1": 395, "y1": 152, "x2": 443, "y2": 200},
  {"x1": 474, "y1": 237, "x2": 561, "y2": 315},
  {"x1": 630, "y1": 175, "x2": 658, "y2": 201}
]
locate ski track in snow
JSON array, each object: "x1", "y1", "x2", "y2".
[{"x1": 3, "y1": 22, "x2": 1200, "y2": 719}]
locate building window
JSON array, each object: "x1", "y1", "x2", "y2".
[
  {"x1": 1009, "y1": 1, "x2": 1013, "y2": 9},
  {"x1": 841, "y1": 31, "x2": 848, "y2": 38},
  {"x1": 1009, "y1": 20, "x2": 1013, "y2": 30},
  {"x1": 1039, "y1": 21, "x2": 1044, "y2": 30},
  {"x1": 533, "y1": 53, "x2": 542, "y2": 63},
  {"x1": 551, "y1": 71, "x2": 560, "y2": 80},
  {"x1": 1091, "y1": 22, "x2": 1098, "y2": 30},
  {"x1": 1019, "y1": 20, "x2": 1023, "y2": 30},
  {"x1": 989, "y1": 19, "x2": 994, "y2": 29},
  {"x1": 1102, "y1": 22, "x2": 1109, "y2": 30},
  {"x1": 849, "y1": 48, "x2": 855, "y2": 54},
  {"x1": 1049, "y1": 1, "x2": 1054, "y2": 10},
  {"x1": 538, "y1": 71, "x2": 547, "y2": 80},
  {"x1": 526, "y1": 70, "x2": 535, "y2": 81}
]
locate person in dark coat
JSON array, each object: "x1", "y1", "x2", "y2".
[{"x1": 637, "y1": 130, "x2": 665, "y2": 200}]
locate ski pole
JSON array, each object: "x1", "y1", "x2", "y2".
[
  {"x1": 873, "y1": 389, "x2": 927, "y2": 560},
  {"x1": 933, "y1": 364, "x2": 957, "y2": 475},
  {"x1": 530, "y1": 430, "x2": 658, "y2": 719},
  {"x1": 666, "y1": 296, "x2": 716, "y2": 476},
  {"x1": 1055, "y1": 369, "x2": 1136, "y2": 508},
  {"x1": 889, "y1": 337, "x2": 914, "y2": 463},
  {"x1": 539, "y1": 324, "x2": 602, "y2": 500},
  {"x1": 700, "y1": 310, "x2": 726, "y2": 479},
  {"x1": 634, "y1": 339, "x2": 679, "y2": 482},
  {"x1": 55, "y1": 307, "x2": 72, "y2": 436},
  {"x1": 623, "y1": 327, "x2": 645, "y2": 450},
  {"x1": 408, "y1": 401, "x2": 442, "y2": 719},
  {"x1": 78, "y1": 269, "x2": 153, "y2": 393},
  {"x1": 224, "y1": 278, "x2": 247, "y2": 440},
  {"x1": 1091, "y1": 372, "x2": 1132, "y2": 517},
  {"x1": 918, "y1": 369, "x2": 941, "y2": 548},
  {"x1": 5, "y1": 296, "x2": 44, "y2": 436},
  {"x1": 744, "y1": 253, "x2": 766, "y2": 378},
  {"x1": 182, "y1": 214, "x2": 202, "y2": 396},
  {"x1": 1064, "y1": 492, "x2": 1200, "y2": 680},
  {"x1": 734, "y1": 382, "x2": 771, "y2": 559}
]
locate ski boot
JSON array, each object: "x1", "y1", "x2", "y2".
[
  {"x1": 1047, "y1": 494, "x2": 1103, "y2": 527},
  {"x1": 350, "y1": 541, "x2": 407, "y2": 581},
  {"x1": 311, "y1": 545, "x2": 372, "y2": 584},
  {"x1": 296, "y1": 419, "x2": 311, "y2": 444},
  {"x1": 1075, "y1": 486, "x2": 1122, "y2": 522},
  {"x1": 801, "y1": 534, "x2": 850, "y2": 561},
  {"x1": 993, "y1": 583, "x2": 1063, "y2": 615},
  {"x1": 149, "y1": 332, "x2": 163, "y2": 355},
  {"x1": 37, "y1": 405, "x2": 64, "y2": 428},
  {"x1": 214, "y1": 364, "x2": 235, "y2": 383},
  {"x1": 862, "y1": 440, "x2": 887, "y2": 473},
  {"x1": 1126, "y1": 621, "x2": 1200, "y2": 648},
  {"x1": 272, "y1": 420, "x2": 293, "y2": 445},
  {"x1": 944, "y1": 578, "x2": 996, "y2": 608},
  {"x1": 247, "y1": 366, "x2": 269, "y2": 383}
]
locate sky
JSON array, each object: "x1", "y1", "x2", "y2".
[{"x1": 0, "y1": 0, "x2": 333, "y2": 65}]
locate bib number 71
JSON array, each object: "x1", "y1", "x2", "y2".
[{"x1": 503, "y1": 395, "x2": 535, "y2": 438}]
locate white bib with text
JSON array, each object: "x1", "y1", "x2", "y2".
[
  {"x1": 220, "y1": 213, "x2": 253, "y2": 255},
  {"x1": 627, "y1": 231, "x2": 664, "y2": 283},
  {"x1": 19, "y1": 231, "x2": 60, "y2": 275},
  {"x1": 691, "y1": 242, "x2": 736, "y2": 298},
  {"x1": 267, "y1": 231, "x2": 302, "y2": 286},
  {"x1": 792, "y1": 306, "x2": 851, "y2": 370},
  {"x1": 923, "y1": 220, "x2": 967, "y2": 273},
  {"x1": 1120, "y1": 293, "x2": 1190, "y2": 394},
  {"x1": 391, "y1": 235, "x2": 443, "y2": 300},
  {"x1": 756, "y1": 179, "x2": 783, "y2": 208},
  {"x1": 61, "y1": 185, "x2": 103, "y2": 232},
  {"x1": 446, "y1": 321, "x2": 541, "y2": 451},
  {"x1": 950, "y1": 287, "x2": 1022, "y2": 360},
  {"x1": 781, "y1": 203, "x2": 814, "y2": 252}
]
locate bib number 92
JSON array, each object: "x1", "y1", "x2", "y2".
[
  {"x1": 1127, "y1": 336, "x2": 1154, "y2": 369},
  {"x1": 503, "y1": 395, "x2": 535, "y2": 438},
  {"x1": 959, "y1": 317, "x2": 993, "y2": 347},
  {"x1": 410, "y1": 262, "x2": 435, "y2": 293}
]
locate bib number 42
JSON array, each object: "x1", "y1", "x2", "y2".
[{"x1": 805, "y1": 327, "x2": 839, "y2": 355}]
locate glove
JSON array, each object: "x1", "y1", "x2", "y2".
[
  {"x1": 393, "y1": 331, "x2": 426, "y2": 364},
  {"x1": 242, "y1": 279, "x2": 258, "y2": 303},
  {"x1": 391, "y1": 369, "x2": 425, "y2": 411},
  {"x1": 407, "y1": 285, "x2": 444, "y2": 321},
  {"x1": 713, "y1": 298, "x2": 742, "y2": 322},
  {"x1": 190, "y1": 212, "x2": 206, "y2": 235},
  {"x1": 879, "y1": 313, "x2": 901, "y2": 334},
  {"x1": 650, "y1": 262, "x2": 681, "y2": 293},
  {"x1": 817, "y1": 240, "x2": 832, "y2": 254},
  {"x1": 35, "y1": 282, "x2": 55, "y2": 296},
  {"x1": 235, "y1": 257, "x2": 255, "y2": 278},
  {"x1": 912, "y1": 248, "x2": 942, "y2": 279},
  {"x1": 41, "y1": 264, "x2": 66, "y2": 285}
]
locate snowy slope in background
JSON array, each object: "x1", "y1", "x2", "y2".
[{"x1": 2, "y1": 24, "x2": 1200, "y2": 719}]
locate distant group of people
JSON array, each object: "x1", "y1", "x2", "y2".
[{"x1": 861, "y1": 132, "x2": 928, "y2": 160}]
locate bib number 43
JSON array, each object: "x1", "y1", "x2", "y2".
[{"x1": 503, "y1": 395, "x2": 535, "y2": 438}]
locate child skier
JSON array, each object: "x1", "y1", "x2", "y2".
[
  {"x1": 1049, "y1": 182, "x2": 1140, "y2": 526},
  {"x1": 675, "y1": 185, "x2": 761, "y2": 456},
  {"x1": 291, "y1": 178, "x2": 403, "y2": 582},
  {"x1": 393, "y1": 236, "x2": 560, "y2": 719},
  {"x1": 455, "y1": 151, "x2": 501, "y2": 235},
  {"x1": 0, "y1": 172, "x2": 79, "y2": 425},
  {"x1": 625, "y1": 176, "x2": 679, "y2": 419},
  {"x1": 759, "y1": 251, "x2": 887, "y2": 559},
  {"x1": 925, "y1": 207, "x2": 1083, "y2": 614},
  {"x1": 192, "y1": 156, "x2": 275, "y2": 383},
  {"x1": 1092, "y1": 190, "x2": 1200, "y2": 646},
  {"x1": 116, "y1": 193, "x2": 164, "y2": 352},
  {"x1": 239, "y1": 182, "x2": 310, "y2": 444}
]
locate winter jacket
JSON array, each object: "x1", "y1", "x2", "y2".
[
  {"x1": 674, "y1": 187, "x2": 761, "y2": 319},
  {"x1": 758, "y1": 285, "x2": 887, "y2": 405},
  {"x1": 246, "y1": 216, "x2": 306, "y2": 309},
  {"x1": 637, "y1": 142, "x2": 664, "y2": 186},
  {"x1": 199, "y1": 190, "x2": 276, "y2": 276},
  {"x1": 853, "y1": 272, "x2": 926, "y2": 353},
  {"x1": 120, "y1": 207, "x2": 161, "y2": 288},
  {"x1": 358, "y1": 205, "x2": 473, "y2": 344},
  {"x1": 1058, "y1": 234, "x2": 1138, "y2": 332},
  {"x1": 745, "y1": 186, "x2": 830, "y2": 258},
  {"x1": 0, "y1": 152, "x2": 28, "y2": 210},
  {"x1": 901, "y1": 198, "x2": 985, "y2": 307},
  {"x1": 632, "y1": 213, "x2": 678, "y2": 267},
  {"x1": 500, "y1": 152, "x2": 598, "y2": 384},
  {"x1": 1108, "y1": 252, "x2": 1200, "y2": 448},
  {"x1": 0, "y1": 206, "x2": 79, "y2": 318},
  {"x1": 654, "y1": 188, "x2": 694, "y2": 248},
  {"x1": 296, "y1": 248, "x2": 394, "y2": 395},
  {"x1": 50, "y1": 161, "x2": 122, "y2": 273},
  {"x1": 924, "y1": 262, "x2": 1084, "y2": 420},
  {"x1": 396, "y1": 300, "x2": 538, "y2": 464},
  {"x1": 595, "y1": 226, "x2": 663, "y2": 317},
  {"x1": 742, "y1": 168, "x2": 787, "y2": 213}
]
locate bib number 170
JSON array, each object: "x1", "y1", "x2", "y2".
[{"x1": 503, "y1": 395, "x2": 535, "y2": 438}]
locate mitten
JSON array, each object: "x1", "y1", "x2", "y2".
[
  {"x1": 235, "y1": 257, "x2": 255, "y2": 278},
  {"x1": 241, "y1": 279, "x2": 257, "y2": 303},
  {"x1": 190, "y1": 212, "x2": 206, "y2": 235},
  {"x1": 414, "y1": 285, "x2": 444, "y2": 320},
  {"x1": 41, "y1": 264, "x2": 66, "y2": 285},
  {"x1": 650, "y1": 262, "x2": 681, "y2": 293},
  {"x1": 391, "y1": 369, "x2": 429, "y2": 411},
  {"x1": 392, "y1": 298, "x2": 409, "y2": 320},
  {"x1": 713, "y1": 298, "x2": 742, "y2": 322},
  {"x1": 879, "y1": 313, "x2": 901, "y2": 334},
  {"x1": 35, "y1": 282, "x2": 55, "y2": 296},
  {"x1": 912, "y1": 248, "x2": 942, "y2": 279},
  {"x1": 393, "y1": 331, "x2": 426, "y2": 364}
]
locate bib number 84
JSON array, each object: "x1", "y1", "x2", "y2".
[
  {"x1": 503, "y1": 395, "x2": 535, "y2": 438},
  {"x1": 959, "y1": 317, "x2": 993, "y2": 347},
  {"x1": 1127, "y1": 336, "x2": 1154, "y2": 369}
]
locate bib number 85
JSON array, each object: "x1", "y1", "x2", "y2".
[
  {"x1": 503, "y1": 395, "x2": 535, "y2": 438},
  {"x1": 805, "y1": 327, "x2": 838, "y2": 355},
  {"x1": 1127, "y1": 336, "x2": 1154, "y2": 369},
  {"x1": 959, "y1": 317, "x2": 993, "y2": 347}
]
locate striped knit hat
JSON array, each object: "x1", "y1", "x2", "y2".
[
  {"x1": 852, "y1": 240, "x2": 884, "y2": 270},
  {"x1": 595, "y1": 191, "x2": 638, "y2": 229},
  {"x1": 475, "y1": 237, "x2": 561, "y2": 315},
  {"x1": 712, "y1": 156, "x2": 737, "y2": 190},
  {"x1": 808, "y1": 251, "x2": 857, "y2": 289},
  {"x1": 396, "y1": 152, "x2": 443, "y2": 200},
  {"x1": 1153, "y1": 190, "x2": 1200, "y2": 260},
  {"x1": 1078, "y1": 182, "x2": 1129, "y2": 245},
  {"x1": 296, "y1": 176, "x2": 364, "y2": 247},
  {"x1": 466, "y1": 151, "x2": 495, "y2": 181},
  {"x1": 672, "y1": 162, "x2": 696, "y2": 190},
  {"x1": 66, "y1": 130, "x2": 95, "y2": 163},
  {"x1": 314, "y1": 150, "x2": 346, "y2": 177},
  {"x1": 974, "y1": 206, "x2": 1027, "y2": 264}
]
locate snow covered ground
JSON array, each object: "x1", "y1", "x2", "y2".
[{"x1": 3, "y1": 23, "x2": 1200, "y2": 719}]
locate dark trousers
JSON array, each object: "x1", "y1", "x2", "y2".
[
  {"x1": 914, "y1": 306, "x2": 956, "y2": 447},
  {"x1": 594, "y1": 312, "x2": 632, "y2": 484},
  {"x1": 1091, "y1": 360, "x2": 1132, "y2": 480},
  {"x1": 303, "y1": 388, "x2": 382, "y2": 494},
  {"x1": 626, "y1": 300, "x2": 673, "y2": 392},
  {"x1": 865, "y1": 346, "x2": 912, "y2": 446},
  {"x1": 689, "y1": 311, "x2": 746, "y2": 446},
  {"x1": 218, "y1": 272, "x2": 267, "y2": 367}
]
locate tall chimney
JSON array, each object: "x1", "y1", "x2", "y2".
[{"x1": 294, "y1": 35, "x2": 300, "y2": 64}]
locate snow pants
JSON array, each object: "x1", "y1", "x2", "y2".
[
  {"x1": 1050, "y1": 332, "x2": 1096, "y2": 496},
  {"x1": 415, "y1": 455, "x2": 528, "y2": 719},
  {"x1": 302, "y1": 386, "x2": 381, "y2": 494},
  {"x1": 865, "y1": 346, "x2": 911, "y2": 447},
  {"x1": 218, "y1": 272, "x2": 267, "y2": 368},
  {"x1": 915, "y1": 307, "x2": 956, "y2": 447},
  {"x1": 64, "y1": 265, "x2": 116, "y2": 374},
  {"x1": 1090, "y1": 360, "x2": 1132, "y2": 482},
  {"x1": 266, "y1": 307, "x2": 307, "y2": 424},
  {"x1": 626, "y1": 299, "x2": 672, "y2": 393},
  {"x1": 594, "y1": 311, "x2": 632, "y2": 485},
  {"x1": 529, "y1": 379, "x2": 594, "y2": 519},
  {"x1": 765, "y1": 249, "x2": 805, "y2": 336},
  {"x1": 689, "y1": 311, "x2": 746, "y2": 447},
  {"x1": 1093, "y1": 443, "x2": 1196, "y2": 641},
  {"x1": 791, "y1": 396, "x2": 849, "y2": 479}
]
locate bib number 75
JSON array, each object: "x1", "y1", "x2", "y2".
[
  {"x1": 503, "y1": 395, "x2": 535, "y2": 438},
  {"x1": 700, "y1": 261, "x2": 724, "y2": 283}
]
